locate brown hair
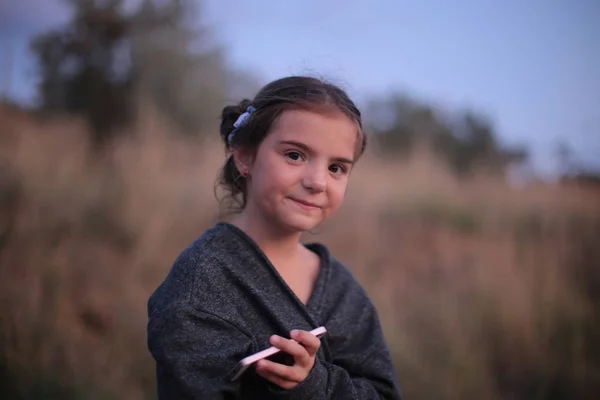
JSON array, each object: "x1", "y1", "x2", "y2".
[{"x1": 216, "y1": 76, "x2": 366, "y2": 211}]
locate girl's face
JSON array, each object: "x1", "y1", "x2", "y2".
[{"x1": 239, "y1": 108, "x2": 358, "y2": 234}]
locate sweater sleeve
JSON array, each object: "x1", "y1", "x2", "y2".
[
  {"x1": 270, "y1": 302, "x2": 402, "y2": 400},
  {"x1": 147, "y1": 302, "x2": 254, "y2": 400}
]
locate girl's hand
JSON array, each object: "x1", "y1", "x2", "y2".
[{"x1": 255, "y1": 329, "x2": 321, "y2": 389}]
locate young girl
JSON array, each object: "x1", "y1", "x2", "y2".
[{"x1": 147, "y1": 76, "x2": 403, "y2": 399}]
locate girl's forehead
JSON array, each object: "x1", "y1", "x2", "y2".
[
  {"x1": 270, "y1": 109, "x2": 358, "y2": 139},
  {"x1": 265, "y1": 114, "x2": 358, "y2": 162},
  {"x1": 275, "y1": 107, "x2": 352, "y2": 124}
]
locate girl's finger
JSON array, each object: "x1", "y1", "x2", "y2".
[
  {"x1": 291, "y1": 330, "x2": 322, "y2": 356},
  {"x1": 255, "y1": 365, "x2": 297, "y2": 390},
  {"x1": 256, "y1": 359, "x2": 304, "y2": 383},
  {"x1": 270, "y1": 335, "x2": 310, "y2": 363}
]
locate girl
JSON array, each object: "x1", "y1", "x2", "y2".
[{"x1": 147, "y1": 76, "x2": 403, "y2": 399}]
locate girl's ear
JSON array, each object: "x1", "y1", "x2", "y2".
[{"x1": 231, "y1": 147, "x2": 254, "y2": 177}]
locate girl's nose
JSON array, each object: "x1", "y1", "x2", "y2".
[{"x1": 302, "y1": 166, "x2": 327, "y2": 193}]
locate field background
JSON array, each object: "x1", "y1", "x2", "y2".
[{"x1": 2, "y1": 105, "x2": 599, "y2": 399}]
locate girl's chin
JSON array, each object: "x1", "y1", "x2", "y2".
[{"x1": 276, "y1": 212, "x2": 324, "y2": 234}]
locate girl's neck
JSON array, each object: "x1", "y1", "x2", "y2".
[{"x1": 229, "y1": 206, "x2": 303, "y2": 262}]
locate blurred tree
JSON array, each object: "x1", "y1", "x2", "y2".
[
  {"x1": 555, "y1": 140, "x2": 575, "y2": 175},
  {"x1": 224, "y1": 67, "x2": 264, "y2": 102},
  {"x1": 31, "y1": 0, "x2": 132, "y2": 146},
  {"x1": 30, "y1": 0, "x2": 232, "y2": 147},
  {"x1": 556, "y1": 140, "x2": 600, "y2": 188},
  {"x1": 365, "y1": 95, "x2": 422, "y2": 156},
  {"x1": 365, "y1": 94, "x2": 529, "y2": 177},
  {"x1": 130, "y1": 0, "x2": 228, "y2": 136}
]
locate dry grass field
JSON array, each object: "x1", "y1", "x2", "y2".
[{"x1": 1, "y1": 105, "x2": 599, "y2": 399}]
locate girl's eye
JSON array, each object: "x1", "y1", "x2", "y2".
[
  {"x1": 285, "y1": 151, "x2": 303, "y2": 161},
  {"x1": 329, "y1": 164, "x2": 346, "y2": 175}
]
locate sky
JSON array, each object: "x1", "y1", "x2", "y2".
[{"x1": 1, "y1": 0, "x2": 599, "y2": 176}]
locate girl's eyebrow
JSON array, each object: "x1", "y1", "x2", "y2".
[{"x1": 278, "y1": 140, "x2": 354, "y2": 165}]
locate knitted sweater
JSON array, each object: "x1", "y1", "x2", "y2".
[{"x1": 147, "y1": 222, "x2": 402, "y2": 399}]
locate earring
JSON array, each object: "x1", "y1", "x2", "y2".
[{"x1": 242, "y1": 170, "x2": 249, "y2": 177}]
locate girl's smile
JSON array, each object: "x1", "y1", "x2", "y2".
[{"x1": 287, "y1": 197, "x2": 322, "y2": 212}]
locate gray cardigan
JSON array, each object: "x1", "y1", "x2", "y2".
[{"x1": 147, "y1": 222, "x2": 402, "y2": 399}]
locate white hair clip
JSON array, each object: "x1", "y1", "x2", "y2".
[{"x1": 228, "y1": 106, "x2": 256, "y2": 145}]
